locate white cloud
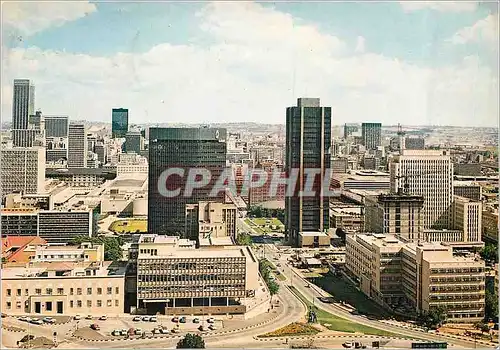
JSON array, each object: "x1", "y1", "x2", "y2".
[
  {"x1": 354, "y1": 36, "x2": 365, "y2": 53},
  {"x1": 400, "y1": 1, "x2": 478, "y2": 13},
  {"x1": 1, "y1": 1, "x2": 498, "y2": 127},
  {"x1": 1, "y1": 1, "x2": 96, "y2": 37},
  {"x1": 450, "y1": 13, "x2": 499, "y2": 45}
]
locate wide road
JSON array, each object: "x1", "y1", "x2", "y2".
[{"x1": 265, "y1": 245, "x2": 487, "y2": 348}]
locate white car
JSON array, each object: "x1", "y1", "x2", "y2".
[
  {"x1": 342, "y1": 342, "x2": 354, "y2": 348},
  {"x1": 171, "y1": 328, "x2": 180, "y2": 333},
  {"x1": 43, "y1": 317, "x2": 55, "y2": 324},
  {"x1": 74, "y1": 315, "x2": 82, "y2": 320},
  {"x1": 99, "y1": 315, "x2": 107, "y2": 321}
]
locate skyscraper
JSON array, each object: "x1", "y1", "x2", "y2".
[
  {"x1": 112, "y1": 108, "x2": 129, "y2": 138},
  {"x1": 124, "y1": 131, "x2": 143, "y2": 154},
  {"x1": 44, "y1": 116, "x2": 69, "y2": 138},
  {"x1": 361, "y1": 122, "x2": 382, "y2": 150},
  {"x1": 1, "y1": 147, "x2": 45, "y2": 195},
  {"x1": 12, "y1": 79, "x2": 35, "y2": 147},
  {"x1": 285, "y1": 98, "x2": 331, "y2": 247},
  {"x1": 68, "y1": 123, "x2": 88, "y2": 168},
  {"x1": 390, "y1": 150, "x2": 454, "y2": 229},
  {"x1": 148, "y1": 127, "x2": 227, "y2": 235}
]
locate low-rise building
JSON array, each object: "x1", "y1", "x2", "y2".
[
  {"x1": 298, "y1": 231, "x2": 331, "y2": 248},
  {"x1": 185, "y1": 201, "x2": 237, "y2": 241},
  {"x1": 1, "y1": 261, "x2": 126, "y2": 316},
  {"x1": 329, "y1": 207, "x2": 364, "y2": 233},
  {"x1": 346, "y1": 233, "x2": 485, "y2": 322},
  {"x1": 1, "y1": 236, "x2": 48, "y2": 263}
]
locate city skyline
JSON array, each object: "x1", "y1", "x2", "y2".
[{"x1": 1, "y1": 1, "x2": 498, "y2": 127}]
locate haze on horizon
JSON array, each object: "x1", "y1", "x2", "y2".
[{"x1": 1, "y1": 1, "x2": 498, "y2": 127}]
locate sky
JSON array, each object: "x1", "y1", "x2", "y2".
[{"x1": 1, "y1": 1, "x2": 498, "y2": 127}]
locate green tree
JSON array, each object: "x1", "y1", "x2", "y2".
[
  {"x1": 268, "y1": 280, "x2": 280, "y2": 296},
  {"x1": 474, "y1": 321, "x2": 490, "y2": 334},
  {"x1": 485, "y1": 288, "x2": 498, "y2": 321},
  {"x1": 176, "y1": 333, "x2": 205, "y2": 349},
  {"x1": 418, "y1": 307, "x2": 447, "y2": 329},
  {"x1": 480, "y1": 244, "x2": 498, "y2": 263},
  {"x1": 71, "y1": 236, "x2": 124, "y2": 262},
  {"x1": 236, "y1": 233, "x2": 253, "y2": 246}
]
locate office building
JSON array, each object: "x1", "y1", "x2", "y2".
[
  {"x1": 482, "y1": 208, "x2": 498, "y2": 243},
  {"x1": 346, "y1": 233, "x2": 485, "y2": 322},
  {"x1": 343, "y1": 123, "x2": 359, "y2": 139},
  {"x1": 124, "y1": 131, "x2": 144, "y2": 154},
  {"x1": 331, "y1": 170, "x2": 390, "y2": 192},
  {"x1": 44, "y1": 115, "x2": 69, "y2": 138},
  {"x1": 147, "y1": 127, "x2": 227, "y2": 235},
  {"x1": 452, "y1": 195, "x2": 482, "y2": 243},
  {"x1": 361, "y1": 122, "x2": 382, "y2": 150},
  {"x1": 68, "y1": 123, "x2": 88, "y2": 168},
  {"x1": 453, "y1": 181, "x2": 482, "y2": 201},
  {"x1": 1, "y1": 261, "x2": 126, "y2": 316},
  {"x1": 112, "y1": 108, "x2": 129, "y2": 138},
  {"x1": 12, "y1": 79, "x2": 35, "y2": 147},
  {"x1": 95, "y1": 142, "x2": 106, "y2": 164},
  {"x1": 134, "y1": 234, "x2": 259, "y2": 316},
  {"x1": 365, "y1": 193, "x2": 425, "y2": 241},
  {"x1": 185, "y1": 201, "x2": 237, "y2": 241},
  {"x1": 4, "y1": 193, "x2": 53, "y2": 211},
  {"x1": 390, "y1": 150, "x2": 454, "y2": 229},
  {"x1": 405, "y1": 137, "x2": 425, "y2": 150},
  {"x1": 285, "y1": 98, "x2": 331, "y2": 247},
  {"x1": 1, "y1": 147, "x2": 45, "y2": 195}
]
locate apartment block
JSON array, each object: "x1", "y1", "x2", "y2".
[
  {"x1": 1, "y1": 261, "x2": 126, "y2": 316},
  {"x1": 185, "y1": 201, "x2": 237, "y2": 241},
  {"x1": 452, "y1": 195, "x2": 482, "y2": 243},
  {"x1": 365, "y1": 193, "x2": 424, "y2": 241},
  {"x1": 134, "y1": 234, "x2": 259, "y2": 316},
  {"x1": 346, "y1": 233, "x2": 485, "y2": 322},
  {"x1": 1, "y1": 147, "x2": 45, "y2": 195}
]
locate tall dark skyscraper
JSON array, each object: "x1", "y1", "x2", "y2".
[
  {"x1": 44, "y1": 115, "x2": 69, "y2": 138},
  {"x1": 111, "y1": 108, "x2": 129, "y2": 138},
  {"x1": 361, "y1": 122, "x2": 382, "y2": 150},
  {"x1": 12, "y1": 79, "x2": 35, "y2": 147},
  {"x1": 148, "y1": 127, "x2": 227, "y2": 235},
  {"x1": 285, "y1": 98, "x2": 331, "y2": 247},
  {"x1": 124, "y1": 131, "x2": 143, "y2": 154}
]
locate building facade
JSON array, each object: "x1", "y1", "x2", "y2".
[
  {"x1": 185, "y1": 201, "x2": 237, "y2": 241},
  {"x1": 452, "y1": 195, "x2": 482, "y2": 243},
  {"x1": 285, "y1": 98, "x2": 331, "y2": 247},
  {"x1": 361, "y1": 122, "x2": 382, "y2": 150},
  {"x1": 453, "y1": 182, "x2": 482, "y2": 201},
  {"x1": 147, "y1": 127, "x2": 227, "y2": 235},
  {"x1": 390, "y1": 150, "x2": 454, "y2": 229},
  {"x1": 112, "y1": 108, "x2": 129, "y2": 138},
  {"x1": 1, "y1": 147, "x2": 45, "y2": 196},
  {"x1": 404, "y1": 137, "x2": 425, "y2": 150},
  {"x1": 44, "y1": 116, "x2": 69, "y2": 138},
  {"x1": 124, "y1": 131, "x2": 143, "y2": 154},
  {"x1": 68, "y1": 123, "x2": 88, "y2": 168},
  {"x1": 12, "y1": 79, "x2": 35, "y2": 147}
]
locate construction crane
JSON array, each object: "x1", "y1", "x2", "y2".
[{"x1": 394, "y1": 171, "x2": 447, "y2": 195}]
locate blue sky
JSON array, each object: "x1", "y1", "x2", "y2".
[{"x1": 1, "y1": 1, "x2": 498, "y2": 127}]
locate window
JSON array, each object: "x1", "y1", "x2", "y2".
[
  {"x1": 35, "y1": 289, "x2": 41, "y2": 295},
  {"x1": 107, "y1": 287, "x2": 112, "y2": 295},
  {"x1": 46, "y1": 288, "x2": 52, "y2": 295},
  {"x1": 97, "y1": 300, "x2": 102, "y2": 307},
  {"x1": 25, "y1": 289, "x2": 29, "y2": 296},
  {"x1": 115, "y1": 300, "x2": 119, "y2": 307},
  {"x1": 46, "y1": 302, "x2": 52, "y2": 311},
  {"x1": 87, "y1": 300, "x2": 92, "y2": 307},
  {"x1": 70, "y1": 301, "x2": 74, "y2": 308},
  {"x1": 6, "y1": 302, "x2": 11, "y2": 309},
  {"x1": 115, "y1": 287, "x2": 119, "y2": 294},
  {"x1": 16, "y1": 289, "x2": 21, "y2": 296},
  {"x1": 57, "y1": 288, "x2": 64, "y2": 295},
  {"x1": 70, "y1": 288, "x2": 74, "y2": 295},
  {"x1": 77, "y1": 288, "x2": 82, "y2": 295},
  {"x1": 6, "y1": 289, "x2": 11, "y2": 297},
  {"x1": 87, "y1": 288, "x2": 92, "y2": 295},
  {"x1": 16, "y1": 301, "x2": 21, "y2": 309},
  {"x1": 77, "y1": 300, "x2": 82, "y2": 308},
  {"x1": 97, "y1": 288, "x2": 102, "y2": 295}
]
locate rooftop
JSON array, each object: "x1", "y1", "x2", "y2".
[
  {"x1": 299, "y1": 231, "x2": 329, "y2": 237},
  {"x1": 1, "y1": 261, "x2": 126, "y2": 279},
  {"x1": 138, "y1": 247, "x2": 246, "y2": 259}
]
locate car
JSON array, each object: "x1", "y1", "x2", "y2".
[
  {"x1": 152, "y1": 328, "x2": 162, "y2": 335},
  {"x1": 150, "y1": 316, "x2": 157, "y2": 322},
  {"x1": 159, "y1": 328, "x2": 169, "y2": 334},
  {"x1": 1, "y1": 313, "x2": 7, "y2": 318},
  {"x1": 207, "y1": 317, "x2": 215, "y2": 323},
  {"x1": 171, "y1": 328, "x2": 180, "y2": 333},
  {"x1": 208, "y1": 324, "x2": 217, "y2": 330},
  {"x1": 85, "y1": 315, "x2": 93, "y2": 320},
  {"x1": 179, "y1": 317, "x2": 186, "y2": 323},
  {"x1": 90, "y1": 324, "x2": 100, "y2": 331},
  {"x1": 111, "y1": 330, "x2": 121, "y2": 336},
  {"x1": 133, "y1": 316, "x2": 142, "y2": 322},
  {"x1": 18, "y1": 316, "x2": 28, "y2": 322},
  {"x1": 198, "y1": 325, "x2": 207, "y2": 331},
  {"x1": 31, "y1": 319, "x2": 43, "y2": 325},
  {"x1": 305, "y1": 284, "x2": 310, "y2": 288},
  {"x1": 172, "y1": 316, "x2": 179, "y2": 323},
  {"x1": 74, "y1": 315, "x2": 82, "y2": 320},
  {"x1": 120, "y1": 329, "x2": 128, "y2": 336},
  {"x1": 99, "y1": 315, "x2": 107, "y2": 321},
  {"x1": 318, "y1": 297, "x2": 333, "y2": 304},
  {"x1": 43, "y1": 317, "x2": 55, "y2": 324},
  {"x1": 342, "y1": 342, "x2": 354, "y2": 348},
  {"x1": 142, "y1": 316, "x2": 150, "y2": 322},
  {"x1": 193, "y1": 318, "x2": 200, "y2": 323}
]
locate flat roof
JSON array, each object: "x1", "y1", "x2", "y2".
[
  {"x1": 199, "y1": 237, "x2": 234, "y2": 246},
  {"x1": 1, "y1": 261, "x2": 126, "y2": 278},
  {"x1": 300, "y1": 231, "x2": 328, "y2": 237},
  {"x1": 138, "y1": 248, "x2": 245, "y2": 259}
]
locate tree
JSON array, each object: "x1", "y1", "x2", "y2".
[
  {"x1": 236, "y1": 233, "x2": 253, "y2": 246},
  {"x1": 71, "y1": 236, "x2": 124, "y2": 262},
  {"x1": 485, "y1": 288, "x2": 498, "y2": 321},
  {"x1": 480, "y1": 244, "x2": 498, "y2": 263},
  {"x1": 418, "y1": 308, "x2": 447, "y2": 329},
  {"x1": 268, "y1": 280, "x2": 280, "y2": 296},
  {"x1": 474, "y1": 321, "x2": 490, "y2": 334},
  {"x1": 176, "y1": 333, "x2": 205, "y2": 349}
]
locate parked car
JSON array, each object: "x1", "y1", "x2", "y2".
[
  {"x1": 111, "y1": 330, "x2": 121, "y2": 336},
  {"x1": 43, "y1": 317, "x2": 55, "y2": 324},
  {"x1": 1, "y1": 313, "x2": 7, "y2": 318},
  {"x1": 74, "y1": 315, "x2": 82, "y2": 320},
  {"x1": 198, "y1": 325, "x2": 207, "y2": 331},
  {"x1": 171, "y1": 328, "x2": 180, "y2": 333},
  {"x1": 193, "y1": 318, "x2": 200, "y2": 323},
  {"x1": 208, "y1": 324, "x2": 217, "y2": 330},
  {"x1": 19, "y1": 316, "x2": 28, "y2": 322},
  {"x1": 120, "y1": 329, "x2": 128, "y2": 336},
  {"x1": 150, "y1": 316, "x2": 157, "y2": 322},
  {"x1": 172, "y1": 316, "x2": 179, "y2": 323},
  {"x1": 90, "y1": 324, "x2": 100, "y2": 331},
  {"x1": 159, "y1": 328, "x2": 169, "y2": 334},
  {"x1": 99, "y1": 315, "x2": 107, "y2": 321},
  {"x1": 342, "y1": 342, "x2": 353, "y2": 348},
  {"x1": 85, "y1": 315, "x2": 93, "y2": 320},
  {"x1": 179, "y1": 317, "x2": 186, "y2": 323},
  {"x1": 207, "y1": 317, "x2": 215, "y2": 323},
  {"x1": 133, "y1": 316, "x2": 142, "y2": 322},
  {"x1": 152, "y1": 328, "x2": 162, "y2": 335},
  {"x1": 31, "y1": 318, "x2": 43, "y2": 325},
  {"x1": 142, "y1": 316, "x2": 150, "y2": 322}
]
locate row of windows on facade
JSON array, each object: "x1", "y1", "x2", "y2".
[
  {"x1": 5, "y1": 286, "x2": 119, "y2": 297},
  {"x1": 5, "y1": 299, "x2": 119, "y2": 310}
]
